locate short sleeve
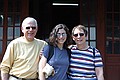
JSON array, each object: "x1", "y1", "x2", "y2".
[
  {"x1": 42, "y1": 45, "x2": 49, "y2": 59},
  {"x1": 94, "y1": 49, "x2": 104, "y2": 67}
]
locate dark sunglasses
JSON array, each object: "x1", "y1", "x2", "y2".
[
  {"x1": 73, "y1": 33, "x2": 84, "y2": 37},
  {"x1": 26, "y1": 27, "x2": 36, "y2": 30}
]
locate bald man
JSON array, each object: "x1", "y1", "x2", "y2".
[{"x1": 0, "y1": 17, "x2": 47, "y2": 80}]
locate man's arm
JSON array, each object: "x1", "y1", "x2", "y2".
[
  {"x1": 1, "y1": 72, "x2": 9, "y2": 80},
  {"x1": 95, "y1": 67, "x2": 104, "y2": 80}
]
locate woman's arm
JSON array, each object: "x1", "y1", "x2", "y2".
[
  {"x1": 39, "y1": 55, "x2": 47, "y2": 80},
  {"x1": 1, "y1": 72, "x2": 9, "y2": 80},
  {"x1": 95, "y1": 67, "x2": 104, "y2": 80}
]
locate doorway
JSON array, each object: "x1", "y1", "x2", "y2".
[
  {"x1": 29, "y1": 0, "x2": 80, "y2": 40},
  {"x1": 52, "y1": 3, "x2": 80, "y2": 32}
]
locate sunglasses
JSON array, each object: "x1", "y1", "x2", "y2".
[
  {"x1": 73, "y1": 33, "x2": 84, "y2": 37},
  {"x1": 57, "y1": 33, "x2": 67, "y2": 37},
  {"x1": 26, "y1": 27, "x2": 36, "y2": 30}
]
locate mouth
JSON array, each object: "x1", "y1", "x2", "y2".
[
  {"x1": 27, "y1": 33, "x2": 35, "y2": 38},
  {"x1": 59, "y1": 39, "x2": 64, "y2": 42},
  {"x1": 28, "y1": 32, "x2": 34, "y2": 35},
  {"x1": 57, "y1": 38, "x2": 66, "y2": 43},
  {"x1": 77, "y1": 38, "x2": 82, "y2": 41}
]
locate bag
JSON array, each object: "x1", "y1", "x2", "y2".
[{"x1": 42, "y1": 63, "x2": 55, "y2": 78}]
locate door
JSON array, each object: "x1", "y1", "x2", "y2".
[
  {"x1": 105, "y1": 0, "x2": 120, "y2": 80},
  {"x1": 0, "y1": 0, "x2": 29, "y2": 61},
  {"x1": 80, "y1": 0, "x2": 120, "y2": 79}
]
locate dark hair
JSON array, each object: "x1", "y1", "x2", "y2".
[
  {"x1": 48, "y1": 24, "x2": 72, "y2": 49},
  {"x1": 72, "y1": 25, "x2": 88, "y2": 37}
]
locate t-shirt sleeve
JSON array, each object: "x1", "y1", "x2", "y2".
[
  {"x1": 0, "y1": 41, "x2": 14, "y2": 73},
  {"x1": 95, "y1": 49, "x2": 104, "y2": 67},
  {"x1": 42, "y1": 45, "x2": 49, "y2": 59}
]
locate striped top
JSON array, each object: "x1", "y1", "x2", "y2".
[{"x1": 68, "y1": 45, "x2": 103, "y2": 80}]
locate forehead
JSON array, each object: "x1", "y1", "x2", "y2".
[
  {"x1": 73, "y1": 28, "x2": 84, "y2": 34},
  {"x1": 24, "y1": 22, "x2": 36, "y2": 27},
  {"x1": 22, "y1": 19, "x2": 37, "y2": 27},
  {"x1": 57, "y1": 29, "x2": 66, "y2": 33}
]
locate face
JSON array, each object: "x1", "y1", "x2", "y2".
[
  {"x1": 56, "y1": 29, "x2": 67, "y2": 45},
  {"x1": 72, "y1": 28, "x2": 86, "y2": 45},
  {"x1": 21, "y1": 21, "x2": 38, "y2": 42}
]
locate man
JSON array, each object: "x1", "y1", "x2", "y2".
[
  {"x1": 68, "y1": 25, "x2": 104, "y2": 80},
  {"x1": 0, "y1": 17, "x2": 47, "y2": 80}
]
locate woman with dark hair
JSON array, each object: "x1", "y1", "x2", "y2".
[{"x1": 39, "y1": 24, "x2": 72, "y2": 80}]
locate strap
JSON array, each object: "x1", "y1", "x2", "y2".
[
  {"x1": 93, "y1": 48, "x2": 96, "y2": 68},
  {"x1": 93, "y1": 48, "x2": 95, "y2": 57},
  {"x1": 47, "y1": 45, "x2": 54, "y2": 62},
  {"x1": 66, "y1": 48, "x2": 71, "y2": 60}
]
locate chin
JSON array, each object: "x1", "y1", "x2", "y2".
[
  {"x1": 76, "y1": 42, "x2": 83, "y2": 45},
  {"x1": 27, "y1": 37, "x2": 34, "y2": 41},
  {"x1": 58, "y1": 42, "x2": 65, "y2": 44}
]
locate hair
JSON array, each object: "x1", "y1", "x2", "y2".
[
  {"x1": 72, "y1": 25, "x2": 88, "y2": 37},
  {"x1": 21, "y1": 17, "x2": 38, "y2": 27},
  {"x1": 48, "y1": 24, "x2": 72, "y2": 49}
]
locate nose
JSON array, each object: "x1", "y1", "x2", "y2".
[
  {"x1": 29, "y1": 27, "x2": 33, "y2": 31},
  {"x1": 59, "y1": 34, "x2": 63, "y2": 38},
  {"x1": 77, "y1": 34, "x2": 81, "y2": 38}
]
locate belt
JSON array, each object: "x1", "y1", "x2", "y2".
[{"x1": 10, "y1": 75, "x2": 38, "y2": 80}]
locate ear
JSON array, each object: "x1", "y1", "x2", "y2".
[
  {"x1": 21, "y1": 27, "x2": 24, "y2": 33},
  {"x1": 85, "y1": 35, "x2": 88, "y2": 40},
  {"x1": 36, "y1": 27, "x2": 38, "y2": 31},
  {"x1": 72, "y1": 36, "x2": 75, "y2": 41}
]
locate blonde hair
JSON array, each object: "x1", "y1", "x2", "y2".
[{"x1": 72, "y1": 25, "x2": 88, "y2": 37}]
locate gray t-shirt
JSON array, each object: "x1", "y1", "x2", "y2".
[{"x1": 43, "y1": 45, "x2": 69, "y2": 80}]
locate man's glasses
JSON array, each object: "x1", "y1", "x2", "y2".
[
  {"x1": 26, "y1": 27, "x2": 36, "y2": 30},
  {"x1": 57, "y1": 33, "x2": 67, "y2": 37},
  {"x1": 73, "y1": 33, "x2": 84, "y2": 37}
]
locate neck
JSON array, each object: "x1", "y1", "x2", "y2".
[
  {"x1": 23, "y1": 36, "x2": 34, "y2": 42},
  {"x1": 77, "y1": 43, "x2": 88, "y2": 50},
  {"x1": 57, "y1": 44, "x2": 63, "y2": 50}
]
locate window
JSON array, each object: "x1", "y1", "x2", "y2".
[
  {"x1": 105, "y1": 0, "x2": 120, "y2": 54},
  {"x1": 0, "y1": 0, "x2": 3, "y2": 54},
  {"x1": 0, "y1": 0, "x2": 21, "y2": 54},
  {"x1": 7, "y1": 0, "x2": 21, "y2": 44},
  {"x1": 80, "y1": 0, "x2": 97, "y2": 48}
]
